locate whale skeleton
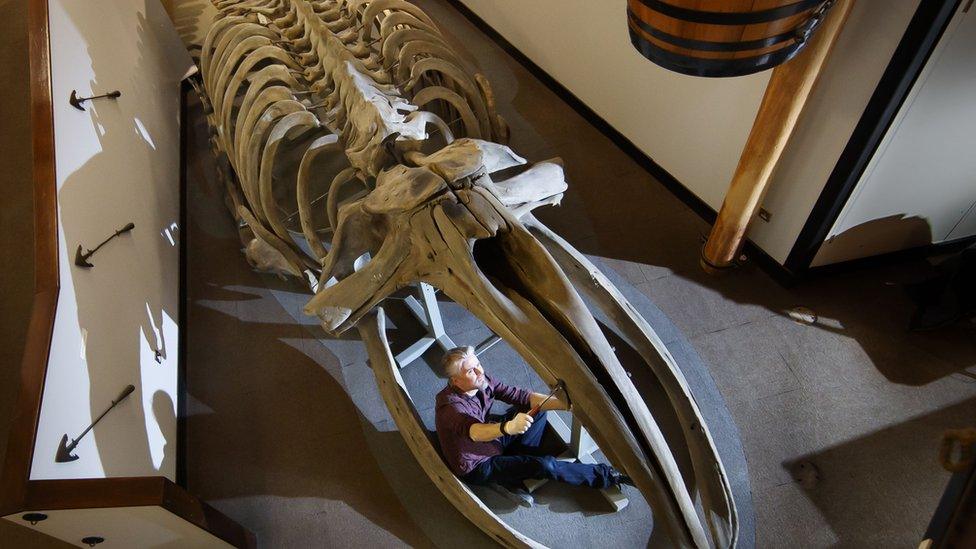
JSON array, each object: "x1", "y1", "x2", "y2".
[{"x1": 197, "y1": 1, "x2": 738, "y2": 547}]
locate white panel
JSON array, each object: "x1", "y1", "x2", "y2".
[
  {"x1": 946, "y1": 199, "x2": 976, "y2": 241},
  {"x1": 814, "y1": 3, "x2": 976, "y2": 266},
  {"x1": 31, "y1": 0, "x2": 192, "y2": 480},
  {"x1": 4, "y1": 507, "x2": 232, "y2": 548}
]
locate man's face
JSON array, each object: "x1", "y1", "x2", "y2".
[{"x1": 452, "y1": 355, "x2": 487, "y2": 392}]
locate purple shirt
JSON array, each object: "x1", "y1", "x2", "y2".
[{"x1": 434, "y1": 375, "x2": 532, "y2": 476}]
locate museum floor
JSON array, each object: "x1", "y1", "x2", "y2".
[{"x1": 3, "y1": 0, "x2": 975, "y2": 546}]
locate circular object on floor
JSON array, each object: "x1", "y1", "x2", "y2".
[
  {"x1": 788, "y1": 306, "x2": 818, "y2": 325},
  {"x1": 790, "y1": 460, "x2": 821, "y2": 489}
]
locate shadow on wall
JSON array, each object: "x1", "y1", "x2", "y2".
[
  {"x1": 151, "y1": 390, "x2": 176, "y2": 479},
  {"x1": 816, "y1": 214, "x2": 935, "y2": 267},
  {"x1": 52, "y1": 0, "x2": 189, "y2": 477},
  {"x1": 160, "y1": 0, "x2": 218, "y2": 62},
  {"x1": 780, "y1": 397, "x2": 975, "y2": 547}
]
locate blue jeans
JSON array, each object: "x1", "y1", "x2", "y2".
[{"x1": 463, "y1": 410, "x2": 616, "y2": 489}]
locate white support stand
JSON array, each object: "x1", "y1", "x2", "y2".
[
  {"x1": 395, "y1": 283, "x2": 457, "y2": 368},
  {"x1": 395, "y1": 282, "x2": 502, "y2": 368},
  {"x1": 395, "y1": 285, "x2": 628, "y2": 511}
]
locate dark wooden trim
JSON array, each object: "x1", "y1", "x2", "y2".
[
  {"x1": 21, "y1": 478, "x2": 256, "y2": 549},
  {"x1": 176, "y1": 79, "x2": 190, "y2": 489},
  {"x1": 0, "y1": 0, "x2": 58, "y2": 518},
  {"x1": 783, "y1": 0, "x2": 963, "y2": 273},
  {"x1": 23, "y1": 477, "x2": 167, "y2": 510},
  {"x1": 443, "y1": 0, "x2": 797, "y2": 285},
  {"x1": 161, "y1": 480, "x2": 257, "y2": 549}
]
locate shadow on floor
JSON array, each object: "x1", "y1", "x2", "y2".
[{"x1": 780, "y1": 397, "x2": 975, "y2": 547}]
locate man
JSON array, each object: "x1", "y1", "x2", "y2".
[{"x1": 434, "y1": 346, "x2": 631, "y2": 505}]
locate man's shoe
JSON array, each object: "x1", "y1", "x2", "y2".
[
  {"x1": 609, "y1": 468, "x2": 635, "y2": 487},
  {"x1": 489, "y1": 483, "x2": 535, "y2": 508}
]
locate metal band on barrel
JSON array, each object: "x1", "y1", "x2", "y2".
[
  {"x1": 627, "y1": 8, "x2": 802, "y2": 53},
  {"x1": 627, "y1": 23, "x2": 805, "y2": 77}
]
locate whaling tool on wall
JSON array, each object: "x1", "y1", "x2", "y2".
[
  {"x1": 69, "y1": 89, "x2": 122, "y2": 111},
  {"x1": 55, "y1": 384, "x2": 135, "y2": 463},
  {"x1": 74, "y1": 222, "x2": 135, "y2": 268}
]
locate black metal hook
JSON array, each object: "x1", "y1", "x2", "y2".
[
  {"x1": 74, "y1": 222, "x2": 135, "y2": 268},
  {"x1": 69, "y1": 89, "x2": 121, "y2": 111},
  {"x1": 22, "y1": 513, "x2": 48, "y2": 525},
  {"x1": 56, "y1": 384, "x2": 135, "y2": 463}
]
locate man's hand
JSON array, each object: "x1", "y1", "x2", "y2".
[
  {"x1": 470, "y1": 413, "x2": 533, "y2": 442},
  {"x1": 504, "y1": 412, "x2": 533, "y2": 435}
]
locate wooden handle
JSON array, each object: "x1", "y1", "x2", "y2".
[{"x1": 701, "y1": 0, "x2": 854, "y2": 273}]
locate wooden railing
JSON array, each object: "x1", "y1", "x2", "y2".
[{"x1": 0, "y1": 0, "x2": 59, "y2": 516}]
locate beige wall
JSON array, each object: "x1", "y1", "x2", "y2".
[
  {"x1": 754, "y1": 0, "x2": 922, "y2": 264},
  {"x1": 458, "y1": 0, "x2": 769, "y2": 211},
  {"x1": 458, "y1": 0, "x2": 921, "y2": 264}
]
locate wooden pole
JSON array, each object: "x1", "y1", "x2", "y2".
[{"x1": 701, "y1": 0, "x2": 855, "y2": 274}]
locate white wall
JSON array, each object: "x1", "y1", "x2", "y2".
[
  {"x1": 31, "y1": 0, "x2": 193, "y2": 481},
  {"x1": 813, "y1": 2, "x2": 976, "y2": 266},
  {"x1": 458, "y1": 0, "x2": 921, "y2": 264},
  {"x1": 458, "y1": 0, "x2": 769, "y2": 211}
]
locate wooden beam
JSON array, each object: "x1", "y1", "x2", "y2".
[{"x1": 701, "y1": 0, "x2": 855, "y2": 274}]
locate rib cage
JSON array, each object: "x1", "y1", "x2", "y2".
[{"x1": 197, "y1": 0, "x2": 510, "y2": 274}]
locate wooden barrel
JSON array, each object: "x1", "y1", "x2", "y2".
[{"x1": 627, "y1": 0, "x2": 835, "y2": 77}]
